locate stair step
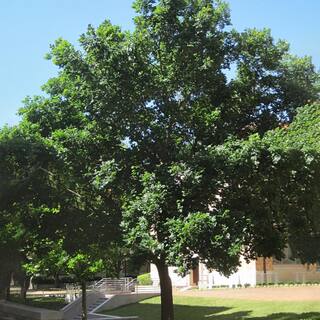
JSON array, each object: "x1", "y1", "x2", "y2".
[{"x1": 67, "y1": 291, "x2": 112, "y2": 320}]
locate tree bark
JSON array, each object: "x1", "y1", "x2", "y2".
[
  {"x1": 263, "y1": 257, "x2": 267, "y2": 284},
  {"x1": 156, "y1": 261, "x2": 174, "y2": 320},
  {"x1": 0, "y1": 270, "x2": 12, "y2": 300},
  {"x1": 81, "y1": 281, "x2": 87, "y2": 320},
  {"x1": 54, "y1": 272, "x2": 60, "y2": 288},
  {"x1": 6, "y1": 286, "x2": 11, "y2": 301},
  {"x1": 5, "y1": 272, "x2": 12, "y2": 301},
  {"x1": 20, "y1": 276, "x2": 30, "y2": 303}
]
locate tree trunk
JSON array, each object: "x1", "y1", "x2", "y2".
[
  {"x1": 5, "y1": 272, "x2": 12, "y2": 301},
  {"x1": 81, "y1": 281, "x2": 87, "y2": 320},
  {"x1": 0, "y1": 270, "x2": 12, "y2": 300},
  {"x1": 156, "y1": 261, "x2": 174, "y2": 320},
  {"x1": 20, "y1": 276, "x2": 30, "y2": 303},
  {"x1": 0, "y1": 286, "x2": 6, "y2": 300},
  {"x1": 6, "y1": 286, "x2": 11, "y2": 301},
  {"x1": 117, "y1": 260, "x2": 122, "y2": 278},
  {"x1": 54, "y1": 272, "x2": 60, "y2": 288},
  {"x1": 263, "y1": 257, "x2": 267, "y2": 284}
]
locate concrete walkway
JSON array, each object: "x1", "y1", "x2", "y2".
[{"x1": 176, "y1": 285, "x2": 320, "y2": 301}]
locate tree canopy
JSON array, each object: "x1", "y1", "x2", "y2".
[{"x1": 0, "y1": 1, "x2": 319, "y2": 320}]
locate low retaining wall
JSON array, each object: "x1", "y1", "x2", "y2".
[
  {"x1": 62, "y1": 291, "x2": 106, "y2": 320},
  {"x1": 99, "y1": 293, "x2": 159, "y2": 312},
  {"x1": 0, "y1": 300, "x2": 63, "y2": 320}
]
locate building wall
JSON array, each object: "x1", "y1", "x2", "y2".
[
  {"x1": 255, "y1": 253, "x2": 320, "y2": 284},
  {"x1": 198, "y1": 257, "x2": 257, "y2": 288},
  {"x1": 151, "y1": 259, "x2": 320, "y2": 288},
  {"x1": 151, "y1": 257, "x2": 257, "y2": 288},
  {"x1": 257, "y1": 264, "x2": 320, "y2": 284},
  {"x1": 256, "y1": 257, "x2": 273, "y2": 272},
  {"x1": 150, "y1": 264, "x2": 190, "y2": 287}
]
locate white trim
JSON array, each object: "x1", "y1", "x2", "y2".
[
  {"x1": 90, "y1": 296, "x2": 113, "y2": 314},
  {"x1": 61, "y1": 294, "x2": 82, "y2": 311},
  {"x1": 90, "y1": 312, "x2": 138, "y2": 319}
]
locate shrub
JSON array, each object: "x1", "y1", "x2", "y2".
[{"x1": 137, "y1": 273, "x2": 152, "y2": 285}]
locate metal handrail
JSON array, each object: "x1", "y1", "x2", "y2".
[
  {"x1": 124, "y1": 278, "x2": 137, "y2": 292},
  {"x1": 92, "y1": 277, "x2": 135, "y2": 293},
  {"x1": 93, "y1": 278, "x2": 106, "y2": 288},
  {"x1": 66, "y1": 277, "x2": 147, "y2": 302}
]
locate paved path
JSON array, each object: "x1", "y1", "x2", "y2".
[{"x1": 176, "y1": 286, "x2": 320, "y2": 301}]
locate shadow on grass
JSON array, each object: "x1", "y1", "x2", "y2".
[
  {"x1": 251, "y1": 314, "x2": 320, "y2": 320},
  {"x1": 105, "y1": 303, "x2": 320, "y2": 320},
  {"x1": 10, "y1": 296, "x2": 66, "y2": 310}
]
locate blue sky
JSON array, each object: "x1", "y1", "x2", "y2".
[{"x1": 0, "y1": 0, "x2": 319, "y2": 127}]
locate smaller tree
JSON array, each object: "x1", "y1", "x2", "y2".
[
  {"x1": 24, "y1": 240, "x2": 68, "y2": 289},
  {"x1": 0, "y1": 125, "x2": 58, "y2": 301},
  {"x1": 42, "y1": 129, "x2": 121, "y2": 320},
  {"x1": 66, "y1": 251, "x2": 104, "y2": 320}
]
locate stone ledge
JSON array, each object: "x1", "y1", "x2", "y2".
[{"x1": 0, "y1": 300, "x2": 63, "y2": 320}]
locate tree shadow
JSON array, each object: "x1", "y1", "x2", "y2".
[
  {"x1": 104, "y1": 302, "x2": 320, "y2": 320},
  {"x1": 251, "y1": 313, "x2": 320, "y2": 320},
  {"x1": 104, "y1": 303, "x2": 231, "y2": 320}
]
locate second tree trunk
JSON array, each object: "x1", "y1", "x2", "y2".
[{"x1": 156, "y1": 261, "x2": 174, "y2": 320}]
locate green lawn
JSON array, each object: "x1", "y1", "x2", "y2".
[
  {"x1": 103, "y1": 296, "x2": 320, "y2": 320},
  {"x1": 10, "y1": 295, "x2": 66, "y2": 310}
]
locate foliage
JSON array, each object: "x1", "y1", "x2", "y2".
[
  {"x1": 24, "y1": 240, "x2": 68, "y2": 277},
  {"x1": 0, "y1": 125, "x2": 59, "y2": 298},
  {"x1": 4, "y1": 0, "x2": 319, "y2": 319},
  {"x1": 66, "y1": 252, "x2": 104, "y2": 282},
  {"x1": 265, "y1": 104, "x2": 320, "y2": 265},
  {"x1": 137, "y1": 273, "x2": 152, "y2": 285}
]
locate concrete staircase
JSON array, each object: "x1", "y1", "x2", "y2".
[
  {"x1": 62, "y1": 278, "x2": 160, "y2": 320},
  {"x1": 88, "y1": 296, "x2": 110, "y2": 314},
  {"x1": 69, "y1": 296, "x2": 109, "y2": 320},
  {"x1": 63, "y1": 292, "x2": 141, "y2": 320},
  {"x1": 62, "y1": 291, "x2": 109, "y2": 320}
]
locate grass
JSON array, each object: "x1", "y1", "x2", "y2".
[
  {"x1": 10, "y1": 295, "x2": 66, "y2": 310},
  {"x1": 103, "y1": 296, "x2": 320, "y2": 320}
]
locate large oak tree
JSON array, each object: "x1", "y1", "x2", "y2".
[{"x1": 19, "y1": 1, "x2": 319, "y2": 319}]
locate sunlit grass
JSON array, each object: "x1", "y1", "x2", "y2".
[{"x1": 103, "y1": 296, "x2": 320, "y2": 320}]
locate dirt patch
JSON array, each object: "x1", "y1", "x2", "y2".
[{"x1": 175, "y1": 286, "x2": 320, "y2": 301}]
